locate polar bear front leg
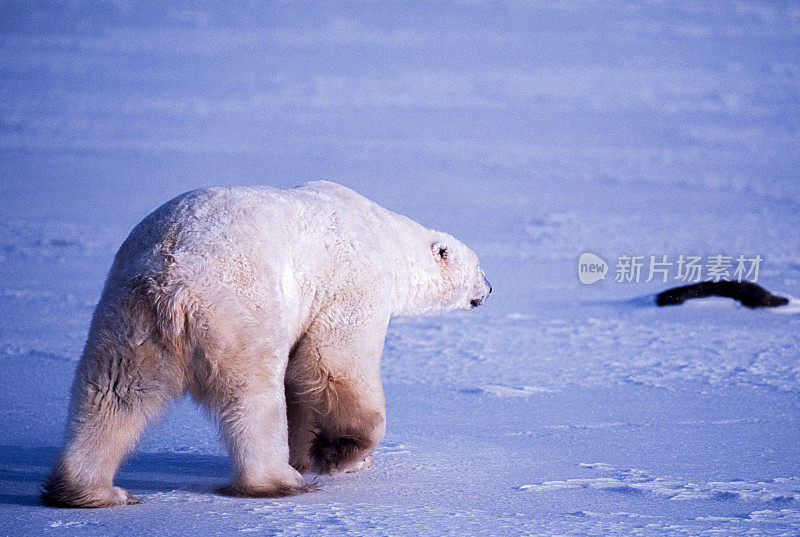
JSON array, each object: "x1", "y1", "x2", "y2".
[
  {"x1": 285, "y1": 394, "x2": 373, "y2": 474},
  {"x1": 309, "y1": 377, "x2": 385, "y2": 476},
  {"x1": 287, "y1": 313, "x2": 389, "y2": 476}
]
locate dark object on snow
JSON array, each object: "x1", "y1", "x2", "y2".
[{"x1": 656, "y1": 281, "x2": 789, "y2": 309}]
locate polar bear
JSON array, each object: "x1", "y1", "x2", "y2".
[{"x1": 42, "y1": 181, "x2": 491, "y2": 508}]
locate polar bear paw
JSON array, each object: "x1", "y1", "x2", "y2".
[
  {"x1": 344, "y1": 455, "x2": 373, "y2": 474},
  {"x1": 41, "y1": 482, "x2": 141, "y2": 508},
  {"x1": 219, "y1": 472, "x2": 319, "y2": 498},
  {"x1": 310, "y1": 434, "x2": 375, "y2": 474}
]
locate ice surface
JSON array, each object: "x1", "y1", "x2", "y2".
[{"x1": 1, "y1": 1, "x2": 799, "y2": 535}]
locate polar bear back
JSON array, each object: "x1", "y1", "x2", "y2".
[{"x1": 107, "y1": 183, "x2": 402, "y2": 343}]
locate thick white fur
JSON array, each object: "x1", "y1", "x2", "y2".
[{"x1": 42, "y1": 181, "x2": 491, "y2": 507}]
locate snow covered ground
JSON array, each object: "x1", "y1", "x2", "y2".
[{"x1": 2, "y1": 1, "x2": 800, "y2": 535}]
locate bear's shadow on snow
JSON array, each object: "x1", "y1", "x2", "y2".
[{"x1": 0, "y1": 445, "x2": 231, "y2": 507}]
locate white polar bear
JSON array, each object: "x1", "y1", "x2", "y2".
[{"x1": 42, "y1": 181, "x2": 491, "y2": 507}]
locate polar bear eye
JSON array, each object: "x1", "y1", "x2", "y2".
[{"x1": 431, "y1": 242, "x2": 448, "y2": 261}]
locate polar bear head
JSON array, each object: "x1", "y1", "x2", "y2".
[
  {"x1": 429, "y1": 230, "x2": 492, "y2": 310},
  {"x1": 392, "y1": 228, "x2": 492, "y2": 316}
]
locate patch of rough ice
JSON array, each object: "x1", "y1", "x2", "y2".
[
  {"x1": 566, "y1": 510, "x2": 657, "y2": 519},
  {"x1": 0, "y1": 346, "x2": 73, "y2": 362},
  {"x1": 697, "y1": 509, "x2": 800, "y2": 523},
  {"x1": 384, "y1": 314, "x2": 800, "y2": 392},
  {"x1": 167, "y1": 445, "x2": 203, "y2": 454},
  {"x1": 675, "y1": 418, "x2": 764, "y2": 426},
  {"x1": 0, "y1": 287, "x2": 95, "y2": 308},
  {"x1": 375, "y1": 441, "x2": 410, "y2": 457},
  {"x1": 142, "y1": 490, "x2": 217, "y2": 503},
  {"x1": 47, "y1": 520, "x2": 101, "y2": 528},
  {"x1": 578, "y1": 462, "x2": 616, "y2": 471},
  {"x1": 547, "y1": 422, "x2": 628, "y2": 431},
  {"x1": 746, "y1": 509, "x2": 800, "y2": 522},
  {"x1": 1, "y1": 288, "x2": 54, "y2": 299},
  {"x1": 518, "y1": 463, "x2": 800, "y2": 503},
  {"x1": 0, "y1": 220, "x2": 122, "y2": 258},
  {"x1": 465, "y1": 384, "x2": 554, "y2": 398}
]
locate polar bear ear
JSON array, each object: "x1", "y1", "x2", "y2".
[{"x1": 432, "y1": 241, "x2": 449, "y2": 262}]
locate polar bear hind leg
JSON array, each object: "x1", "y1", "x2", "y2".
[
  {"x1": 286, "y1": 385, "x2": 317, "y2": 473},
  {"x1": 42, "y1": 291, "x2": 183, "y2": 508},
  {"x1": 185, "y1": 295, "x2": 315, "y2": 498}
]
